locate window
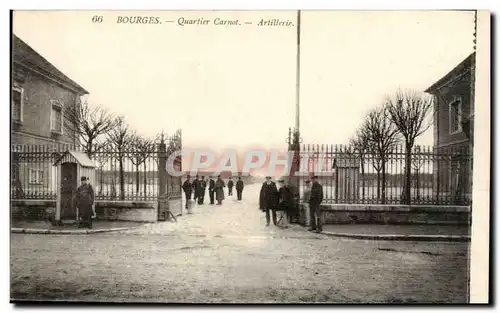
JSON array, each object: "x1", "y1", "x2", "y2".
[
  {"x1": 12, "y1": 86, "x2": 23, "y2": 123},
  {"x1": 29, "y1": 169, "x2": 44, "y2": 185},
  {"x1": 449, "y1": 96, "x2": 462, "y2": 134},
  {"x1": 51, "y1": 100, "x2": 63, "y2": 134}
]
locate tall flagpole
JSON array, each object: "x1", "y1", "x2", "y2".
[{"x1": 295, "y1": 10, "x2": 301, "y2": 136}]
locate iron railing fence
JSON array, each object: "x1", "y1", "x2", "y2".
[
  {"x1": 296, "y1": 144, "x2": 472, "y2": 205},
  {"x1": 11, "y1": 131, "x2": 182, "y2": 201}
]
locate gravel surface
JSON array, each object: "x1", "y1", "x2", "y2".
[{"x1": 11, "y1": 184, "x2": 469, "y2": 303}]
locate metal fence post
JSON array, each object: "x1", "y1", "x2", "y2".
[{"x1": 157, "y1": 134, "x2": 168, "y2": 221}]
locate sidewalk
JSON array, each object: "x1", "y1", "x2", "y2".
[
  {"x1": 11, "y1": 219, "x2": 147, "y2": 234},
  {"x1": 321, "y1": 224, "x2": 470, "y2": 242}
]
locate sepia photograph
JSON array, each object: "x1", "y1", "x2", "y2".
[{"x1": 9, "y1": 9, "x2": 490, "y2": 304}]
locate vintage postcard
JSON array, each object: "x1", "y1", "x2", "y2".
[{"x1": 9, "y1": 10, "x2": 490, "y2": 304}]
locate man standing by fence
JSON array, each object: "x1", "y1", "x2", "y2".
[
  {"x1": 182, "y1": 176, "x2": 193, "y2": 209},
  {"x1": 302, "y1": 179, "x2": 312, "y2": 227},
  {"x1": 76, "y1": 176, "x2": 95, "y2": 229},
  {"x1": 236, "y1": 177, "x2": 244, "y2": 201},
  {"x1": 260, "y1": 176, "x2": 279, "y2": 226},
  {"x1": 308, "y1": 175, "x2": 324, "y2": 233},
  {"x1": 277, "y1": 178, "x2": 293, "y2": 228}
]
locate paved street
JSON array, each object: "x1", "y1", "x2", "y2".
[{"x1": 11, "y1": 184, "x2": 469, "y2": 303}]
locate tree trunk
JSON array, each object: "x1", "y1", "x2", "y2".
[
  {"x1": 119, "y1": 154, "x2": 125, "y2": 200},
  {"x1": 360, "y1": 156, "x2": 365, "y2": 201},
  {"x1": 376, "y1": 170, "x2": 381, "y2": 201},
  {"x1": 143, "y1": 162, "x2": 147, "y2": 200},
  {"x1": 415, "y1": 169, "x2": 420, "y2": 200},
  {"x1": 404, "y1": 144, "x2": 412, "y2": 204},
  {"x1": 98, "y1": 167, "x2": 104, "y2": 196},
  {"x1": 136, "y1": 164, "x2": 140, "y2": 194},
  {"x1": 381, "y1": 157, "x2": 386, "y2": 204},
  {"x1": 86, "y1": 138, "x2": 93, "y2": 158}
]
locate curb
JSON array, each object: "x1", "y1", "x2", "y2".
[
  {"x1": 321, "y1": 231, "x2": 470, "y2": 242},
  {"x1": 11, "y1": 226, "x2": 142, "y2": 235}
]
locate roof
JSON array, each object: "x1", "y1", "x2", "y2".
[
  {"x1": 54, "y1": 150, "x2": 96, "y2": 167},
  {"x1": 333, "y1": 157, "x2": 360, "y2": 168},
  {"x1": 425, "y1": 52, "x2": 475, "y2": 94},
  {"x1": 12, "y1": 34, "x2": 89, "y2": 94}
]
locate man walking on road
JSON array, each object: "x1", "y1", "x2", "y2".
[
  {"x1": 227, "y1": 177, "x2": 234, "y2": 196},
  {"x1": 259, "y1": 176, "x2": 279, "y2": 226},
  {"x1": 236, "y1": 177, "x2": 244, "y2": 201},
  {"x1": 209, "y1": 176, "x2": 216, "y2": 205},
  {"x1": 76, "y1": 176, "x2": 95, "y2": 229},
  {"x1": 308, "y1": 176, "x2": 324, "y2": 233},
  {"x1": 182, "y1": 175, "x2": 193, "y2": 209}
]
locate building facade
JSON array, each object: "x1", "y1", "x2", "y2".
[
  {"x1": 425, "y1": 52, "x2": 475, "y2": 204},
  {"x1": 11, "y1": 34, "x2": 89, "y2": 199}
]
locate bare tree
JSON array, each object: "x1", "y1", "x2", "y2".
[
  {"x1": 361, "y1": 107, "x2": 400, "y2": 203},
  {"x1": 386, "y1": 90, "x2": 433, "y2": 204},
  {"x1": 129, "y1": 133, "x2": 155, "y2": 198},
  {"x1": 64, "y1": 101, "x2": 117, "y2": 157},
  {"x1": 107, "y1": 117, "x2": 133, "y2": 200},
  {"x1": 349, "y1": 130, "x2": 370, "y2": 199},
  {"x1": 92, "y1": 138, "x2": 112, "y2": 197}
]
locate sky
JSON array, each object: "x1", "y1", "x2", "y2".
[{"x1": 13, "y1": 10, "x2": 475, "y2": 163}]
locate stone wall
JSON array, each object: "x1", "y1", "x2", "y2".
[
  {"x1": 11, "y1": 200, "x2": 56, "y2": 220},
  {"x1": 299, "y1": 203, "x2": 471, "y2": 225},
  {"x1": 11, "y1": 199, "x2": 159, "y2": 223},
  {"x1": 96, "y1": 201, "x2": 157, "y2": 222}
]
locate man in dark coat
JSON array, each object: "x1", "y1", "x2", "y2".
[
  {"x1": 309, "y1": 175, "x2": 324, "y2": 233},
  {"x1": 277, "y1": 179, "x2": 294, "y2": 227},
  {"x1": 235, "y1": 177, "x2": 244, "y2": 201},
  {"x1": 192, "y1": 175, "x2": 200, "y2": 202},
  {"x1": 76, "y1": 176, "x2": 95, "y2": 229},
  {"x1": 215, "y1": 175, "x2": 225, "y2": 205},
  {"x1": 259, "y1": 176, "x2": 279, "y2": 226},
  {"x1": 208, "y1": 176, "x2": 216, "y2": 204},
  {"x1": 197, "y1": 176, "x2": 207, "y2": 205},
  {"x1": 227, "y1": 177, "x2": 234, "y2": 196},
  {"x1": 182, "y1": 176, "x2": 193, "y2": 209}
]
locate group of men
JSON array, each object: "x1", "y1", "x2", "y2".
[
  {"x1": 259, "y1": 175, "x2": 323, "y2": 232},
  {"x1": 182, "y1": 175, "x2": 245, "y2": 208}
]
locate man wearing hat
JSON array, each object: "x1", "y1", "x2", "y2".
[
  {"x1": 182, "y1": 175, "x2": 193, "y2": 209},
  {"x1": 259, "y1": 176, "x2": 279, "y2": 226},
  {"x1": 215, "y1": 175, "x2": 226, "y2": 205},
  {"x1": 208, "y1": 176, "x2": 216, "y2": 204},
  {"x1": 227, "y1": 177, "x2": 234, "y2": 196},
  {"x1": 192, "y1": 175, "x2": 200, "y2": 202},
  {"x1": 76, "y1": 176, "x2": 95, "y2": 229},
  {"x1": 235, "y1": 177, "x2": 244, "y2": 201},
  {"x1": 308, "y1": 175, "x2": 324, "y2": 233},
  {"x1": 198, "y1": 176, "x2": 207, "y2": 205}
]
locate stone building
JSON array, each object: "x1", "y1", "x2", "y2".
[
  {"x1": 11, "y1": 34, "x2": 89, "y2": 198},
  {"x1": 425, "y1": 52, "x2": 475, "y2": 204}
]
